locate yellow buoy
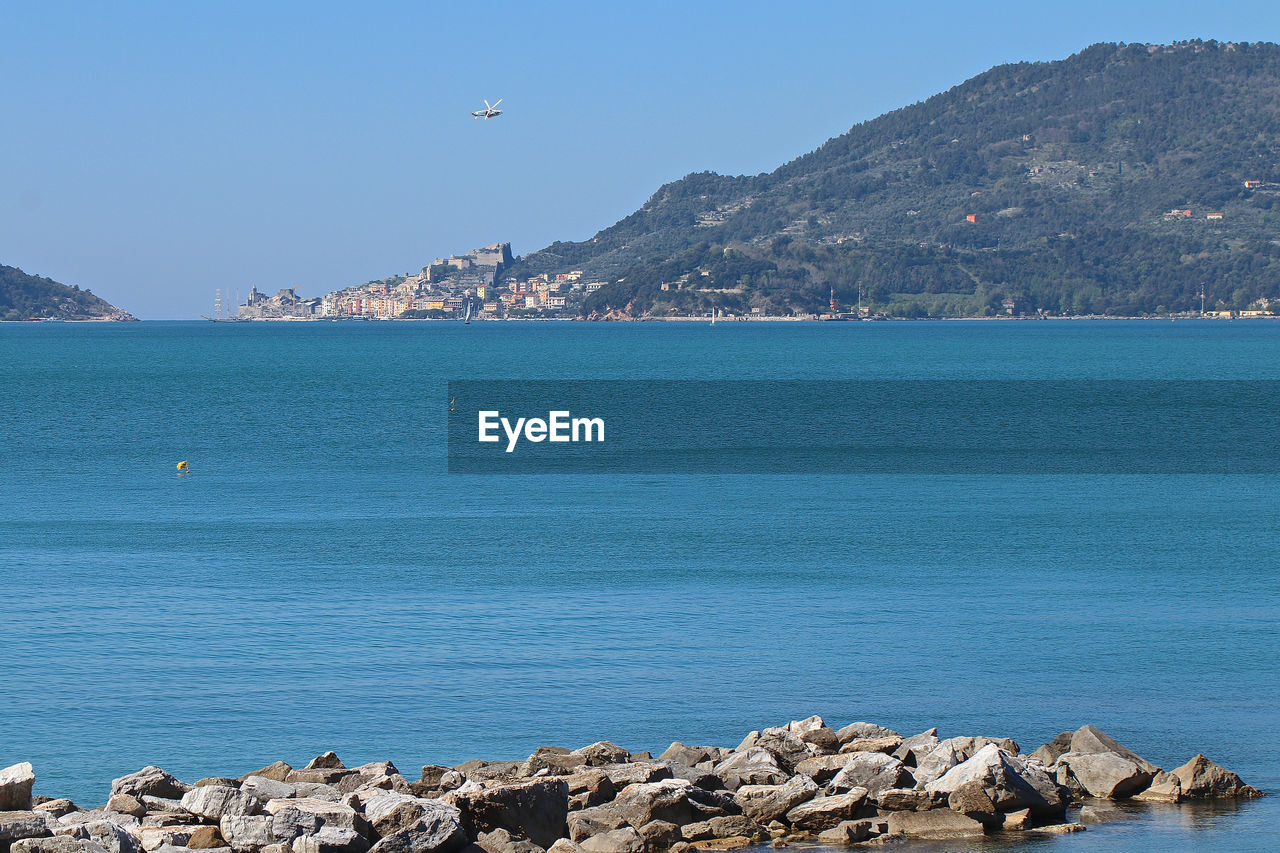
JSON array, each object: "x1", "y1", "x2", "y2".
[{"x1": 176, "y1": 460, "x2": 188, "y2": 471}]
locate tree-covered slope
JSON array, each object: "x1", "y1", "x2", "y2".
[
  {"x1": 508, "y1": 41, "x2": 1280, "y2": 317},
  {"x1": 0, "y1": 265, "x2": 134, "y2": 321}
]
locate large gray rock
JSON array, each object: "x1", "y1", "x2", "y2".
[
  {"x1": 925, "y1": 745, "x2": 1064, "y2": 817},
  {"x1": 0, "y1": 810, "x2": 50, "y2": 843},
  {"x1": 709, "y1": 750, "x2": 787, "y2": 791},
  {"x1": 443, "y1": 779, "x2": 568, "y2": 849},
  {"x1": 875, "y1": 789, "x2": 931, "y2": 811},
  {"x1": 31, "y1": 801, "x2": 78, "y2": 819},
  {"x1": 912, "y1": 737, "x2": 1016, "y2": 788},
  {"x1": 133, "y1": 826, "x2": 196, "y2": 852},
  {"x1": 1055, "y1": 752, "x2": 1154, "y2": 799},
  {"x1": 219, "y1": 815, "x2": 276, "y2": 850},
  {"x1": 657, "y1": 746, "x2": 713, "y2": 768},
  {"x1": 748, "y1": 731, "x2": 816, "y2": 774},
  {"x1": 782, "y1": 790, "x2": 868, "y2": 831},
  {"x1": 789, "y1": 756, "x2": 849, "y2": 785},
  {"x1": 733, "y1": 776, "x2": 817, "y2": 824},
  {"x1": 242, "y1": 778, "x2": 297, "y2": 803},
  {"x1": 838, "y1": 736, "x2": 902, "y2": 756},
  {"x1": 0, "y1": 764, "x2": 36, "y2": 811},
  {"x1": 610, "y1": 781, "x2": 733, "y2": 830},
  {"x1": 1170, "y1": 755, "x2": 1264, "y2": 799},
  {"x1": 890, "y1": 730, "x2": 938, "y2": 767},
  {"x1": 1132, "y1": 772, "x2": 1183, "y2": 803},
  {"x1": 111, "y1": 768, "x2": 191, "y2": 803},
  {"x1": 59, "y1": 821, "x2": 140, "y2": 853},
  {"x1": 12, "y1": 838, "x2": 109, "y2": 853},
  {"x1": 834, "y1": 724, "x2": 898, "y2": 746},
  {"x1": 265, "y1": 798, "x2": 365, "y2": 846},
  {"x1": 291, "y1": 824, "x2": 368, "y2": 853},
  {"x1": 566, "y1": 808, "x2": 627, "y2": 844},
  {"x1": 885, "y1": 810, "x2": 985, "y2": 840},
  {"x1": 305, "y1": 755, "x2": 345, "y2": 772},
  {"x1": 240, "y1": 764, "x2": 293, "y2": 784},
  {"x1": 596, "y1": 765, "x2": 670, "y2": 789},
  {"x1": 577, "y1": 827, "x2": 641, "y2": 853},
  {"x1": 1068, "y1": 727, "x2": 1157, "y2": 775},
  {"x1": 365, "y1": 798, "x2": 465, "y2": 853},
  {"x1": 570, "y1": 744, "x2": 630, "y2": 769},
  {"x1": 656, "y1": 764, "x2": 721, "y2": 792},
  {"x1": 181, "y1": 787, "x2": 261, "y2": 821},
  {"x1": 827, "y1": 753, "x2": 912, "y2": 800},
  {"x1": 474, "y1": 827, "x2": 545, "y2": 853}
]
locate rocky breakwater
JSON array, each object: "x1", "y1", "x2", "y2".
[{"x1": 0, "y1": 719, "x2": 1265, "y2": 853}]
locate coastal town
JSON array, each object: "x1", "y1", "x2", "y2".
[{"x1": 231, "y1": 243, "x2": 608, "y2": 321}]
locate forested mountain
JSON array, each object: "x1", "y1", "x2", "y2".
[
  {"x1": 507, "y1": 41, "x2": 1280, "y2": 318},
  {"x1": 0, "y1": 265, "x2": 134, "y2": 321}
]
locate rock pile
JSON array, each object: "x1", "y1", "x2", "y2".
[{"x1": 0, "y1": 720, "x2": 1264, "y2": 853}]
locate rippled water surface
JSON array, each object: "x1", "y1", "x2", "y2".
[{"x1": 1, "y1": 319, "x2": 1277, "y2": 850}]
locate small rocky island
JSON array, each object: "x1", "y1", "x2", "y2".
[{"x1": 0, "y1": 720, "x2": 1263, "y2": 853}]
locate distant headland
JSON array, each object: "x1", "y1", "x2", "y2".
[{"x1": 0, "y1": 265, "x2": 135, "y2": 322}]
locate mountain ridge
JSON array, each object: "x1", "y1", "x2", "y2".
[{"x1": 505, "y1": 40, "x2": 1280, "y2": 318}]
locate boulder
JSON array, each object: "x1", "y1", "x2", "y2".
[
  {"x1": 32, "y1": 802, "x2": 78, "y2": 819},
  {"x1": 912, "y1": 737, "x2": 1015, "y2": 788},
  {"x1": 12, "y1": 838, "x2": 108, "y2": 853},
  {"x1": 242, "y1": 778, "x2": 297, "y2": 803},
  {"x1": 890, "y1": 731, "x2": 938, "y2": 768},
  {"x1": 59, "y1": 821, "x2": 140, "y2": 853},
  {"x1": 733, "y1": 776, "x2": 817, "y2": 824},
  {"x1": 110, "y1": 768, "x2": 190, "y2": 803},
  {"x1": 290, "y1": 786, "x2": 342, "y2": 803},
  {"x1": 885, "y1": 810, "x2": 984, "y2": 840},
  {"x1": 610, "y1": 781, "x2": 733, "y2": 831},
  {"x1": 196, "y1": 780, "x2": 242, "y2": 789},
  {"x1": 789, "y1": 757, "x2": 848, "y2": 786},
  {"x1": 873, "y1": 789, "x2": 931, "y2": 812},
  {"x1": 796, "y1": 729, "x2": 839, "y2": 755},
  {"x1": 834, "y1": 724, "x2": 898, "y2": 746},
  {"x1": 657, "y1": 746, "x2": 712, "y2": 768},
  {"x1": 520, "y1": 752, "x2": 586, "y2": 779},
  {"x1": 578, "y1": 828, "x2": 642, "y2": 853},
  {"x1": 451, "y1": 765, "x2": 523, "y2": 786},
  {"x1": 827, "y1": 753, "x2": 911, "y2": 800},
  {"x1": 474, "y1": 828, "x2": 544, "y2": 853},
  {"x1": 1055, "y1": 751, "x2": 1153, "y2": 799},
  {"x1": 709, "y1": 751, "x2": 786, "y2": 791},
  {"x1": 655, "y1": 766, "x2": 720, "y2": 793},
  {"x1": 1029, "y1": 732, "x2": 1074, "y2": 767},
  {"x1": 290, "y1": 824, "x2": 368, "y2": 853},
  {"x1": 132, "y1": 827, "x2": 195, "y2": 852},
  {"x1": 561, "y1": 772, "x2": 616, "y2": 808},
  {"x1": 265, "y1": 798, "x2": 365, "y2": 846},
  {"x1": 570, "y1": 745, "x2": 630, "y2": 769},
  {"x1": 566, "y1": 808, "x2": 627, "y2": 844},
  {"x1": 925, "y1": 745, "x2": 1064, "y2": 817},
  {"x1": 180, "y1": 787, "x2": 261, "y2": 821},
  {"x1": 286, "y1": 772, "x2": 352, "y2": 788},
  {"x1": 705, "y1": 817, "x2": 759, "y2": 841},
  {"x1": 677, "y1": 823, "x2": 711, "y2": 842},
  {"x1": 362, "y1": 797, "x2": 466, "y2": 853},
  {"x1": 104, "y1": 796, "x2": 144, "y2": 818},
  {"x1": 240, "y1": 764, "x2": 293, "y2": 784},
  {"x1": 1132, "y1": 772, "x2": 1182, "y2": 803},
  {"x1": 139, "y1": 797, "x2": 184, "y2": 814},
  {"x1": 189, "y1": 827, "x2": 228, "y2": 850},
  {"x1": 0, "y1": 764, "x2": 36, "y2": 811},
  {"x1": 305, "y1": 756, "x2": 345, "y2": 772},
  {"x1": 547, "y1": 842, "x2": 584, "y2": 853},
  {"x1": 1001, "y1": 808, "x2": 1031, "y2": 831},
  {"x1": 746, "y1": 732, "x2": 814, "y2": 774},
  {"x1": 837, "y1": 737, "x2": 901, "y2": 756},
  {"x1": 0, "y1": 810, "x2": 50, "y2": 843},
  {"x1": 636, "y1": 820, "x2": 679, "y2": 848},
  {"x1": 1169, "y1": 755, "x2": 1264, "y2": 799},
  {"x1": 782, "y1": 791, "x2": 867, "y2": 831},
  {"x1": 813, "y1": 819, "x2": 875, "y2": 845},
  {"x1": 597, "y1": 766, "x2": 670, "y2": 789},
  {"x1": 219, "y1": 815, "x2": 276, "y2": 849},
  {"x1": 946, "y1": 781, "x2": 998, "y2": 827},
  {"x1": 1067, "y1": 727, "x2": 1157, "y2": 775},
  {"x1": 444, "y1": 779, "x2": 568, "y2": 849}
]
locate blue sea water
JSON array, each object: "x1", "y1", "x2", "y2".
[{"x1": 1, "y1": 319, "x2": 1277, "y2": 851}]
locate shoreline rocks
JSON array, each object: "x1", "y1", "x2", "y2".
[{"x1": 0, "y1": 721, "x2": 1265, "y2": 853}]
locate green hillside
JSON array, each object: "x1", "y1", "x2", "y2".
[
  {"x1": 508, "y1": 41, "x2": 1280, "y2": 318},
  {"x1": 0, "y1": 265, "x2": 134, "y2": 321}
]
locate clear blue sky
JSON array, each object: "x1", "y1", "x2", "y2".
[{"x1": 4, "y1": 0, "x2": 1280, "y2": 318}]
